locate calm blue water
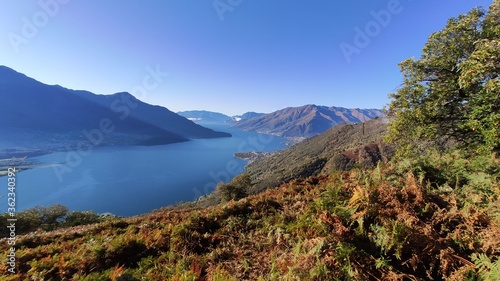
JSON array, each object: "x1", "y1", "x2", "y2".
[{"x1": 0, "y1": 125, "x2": 286, "y2": 216}]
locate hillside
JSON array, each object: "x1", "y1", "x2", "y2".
[
  {"x1": 233, "y1": 104, "x2": 384, "y2": 138},
  {"x1": 1, "y1": 112, "x2": 499, "y2": 280},
  {"x1": 0, "y1": 66, "x2": 230, "y2": 152},
  {"x1": 1, "y1": 154, "x2": 498, "y2": 280},
  {"x1": 243, "y1": 118, "x2": 393, "y2": 193}
]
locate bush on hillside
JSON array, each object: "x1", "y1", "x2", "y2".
[
  {"x1": 216, "y1": 173, "x2": 252, "y2": 202},
  {"x1": 0, "y1": 204, "x2": 104, "y2": 236}
]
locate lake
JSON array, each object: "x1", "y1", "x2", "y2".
[{"x1": 0, "y1": 125, "x2": 287, "y2": 216}]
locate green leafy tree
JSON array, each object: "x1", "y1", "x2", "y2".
[
  {"x1": 216, "y1": 173, "x2": 252, "y2": 202},
  {"x1": 16, "y1": 208, "x2": 44, "y2": 233},
  {"x1": 34, "y1": 204, "x2": 69, "y2": 230},
  {"x1": 386, "y1": 1, "x2": 500, "y2": 157},
  {"x1": 64, "y1": 211, "x2": 102, "y2": 227}
]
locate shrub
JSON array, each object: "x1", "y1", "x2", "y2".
[
  {"x1": 216, "y1": 173, "x2": 252, "y2": 202},
  {"x1": 64, "y1": 211, "x2": 102, "y2": 227},
  {"x1": 331, "y1": 153, "x2": 354, "y2": 171}
]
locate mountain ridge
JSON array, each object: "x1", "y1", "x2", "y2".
[
  {"x1": 177, "y1": 110, "x2": 266, "y2": 125},
  {"x1": 233, "y1": 104, "x2": 384, "y2": 138},
  {"x1": 177, "y1": 110, "x2": 233, "y2": 124},
  {"x1": 0, "y1": 66, "x2": 231, "y2": 152}
]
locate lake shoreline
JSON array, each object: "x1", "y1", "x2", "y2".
[
  {"x1": 0, "y1": 125, "x2": 287, "y2": 216},
  {"x1": 234, "y1": 151, "x2": 275, "y2": 164}
]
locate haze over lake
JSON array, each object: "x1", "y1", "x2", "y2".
[{"x1": 1, "y1": 125, "x2": 286, "y2": 216}]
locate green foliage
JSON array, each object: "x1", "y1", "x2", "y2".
[
  {"x1": 0, "y1": 204, "x2": 67, "y2": 235},
  {"x1": 331, "y1": 153, "x2": 355, "y2": 171},
  {"x1": 335, "y1": 242, "x2": 357, "y2": 279},
  {"x1": 10, "y1": 208, "x2": 43, "y2": 233},
  {"x1": 216, "y1": 173, "x2": 252, "y2": 202},
  {"x1": 402, "y1": 150, "x2": 500, "y2": 210},
  {"x1": 38, "y1": 204, "x2": 69, "y2": 229},
  {"x1": 370, "y1": 221, "x2": 410, "y2": 260},
  {"x1": 387, "y1": 1, "x2": 500, "y2": 157},
  {"x1": 64, "y1": 211, "x2": 102, "y2": 227},
  {"x1": 309, "y1": 261, "x2": 330, "y2": 280},
  {"x1": 0, "y1": 204, "x2": 105, "y2": 236},
  {"x1": 374, "y1": 257, "x2": 391, "y2": 270},
  {"x1": 472, "y1": 254, "x2": 500, "y2": 280},
  {"x1": 212, "y1": 266, "x2": 239, "y2": 281}
]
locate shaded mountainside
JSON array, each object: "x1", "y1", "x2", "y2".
[
  {"x1": 0, "y1": 66, "x2": 230, "y2": 151},
  {"x1": 244, "y1": 118, "x2": 393, "y2": 193},
  {"x1": 233, "y1": 104, "x2": 384, "y2": 138}
]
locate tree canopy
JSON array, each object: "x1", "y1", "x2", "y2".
[{"x1": 386, "y1": 1, "x2": 500, "y2": 157}]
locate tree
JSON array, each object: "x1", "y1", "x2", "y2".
[
  {"x1": 16, "y1": 208, "x2": 44, "y2": 233},
  {"x1": 64, "y1": 211, "x2": 101, "y2": 227},
  {"x1": 35, "y1": 204, "x2": 69, "y2": 230},
  {"x1": 216, "y1": 173, "x2": 252, "y2": 202},
  {"x1": 386, "y1": 1, "x2": 500, "y2": 157}
]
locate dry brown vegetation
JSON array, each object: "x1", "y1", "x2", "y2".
[{"x1": 1, "y1": 152, "x2": 498, "y2": 280}]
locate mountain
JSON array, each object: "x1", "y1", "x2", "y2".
[
  {"x1": 243, "y1": 118, "x2": 392, "y2": 193},
  {"x1": 0, "y1": 66, "x2": 230, "y2": 151},
  {"x1": 177, "y1": 110, "x2": 266, "y2": 125},
  {"x1": 233, "y1": 104, "x2": 384, "y2": 138},
  {"x1": 177, "y1": 110, "x2": 232, "y2": 124},
  {"x1": 231, "y1": 111, "x2": 265, "y2": 122}
]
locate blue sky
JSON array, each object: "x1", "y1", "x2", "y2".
[{"x1": 0, "y1": 0, "x2": 492, "y2": 115}]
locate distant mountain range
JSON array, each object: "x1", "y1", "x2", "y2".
[
  {"x1": 177, "y1": 110, "x2": 233, "y2": 124},
  {"x1": 231, "y1": 112, "x2": 265, "y2": 123},
  {"x1": 233, "y1": 104, "x2": 384, "y2": 138},
  {"x1": 0, "y1": 66, "x2": 230, "y2": 152},
  {"x1": 177, "y1": 110, "x2": 265, "y2": 125},
  {"x1": 179, "y1": 105, "x2": 384, "y2": 139}
]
